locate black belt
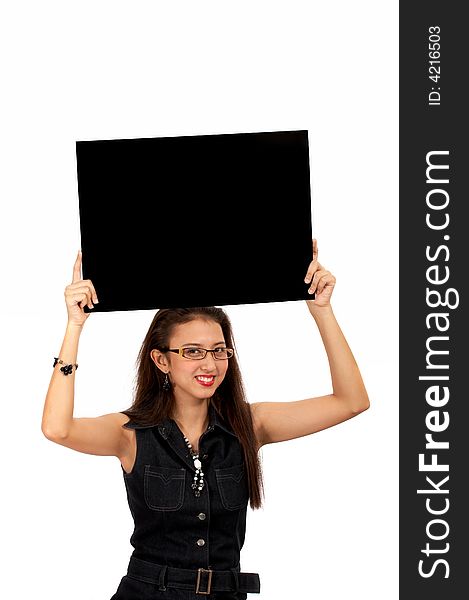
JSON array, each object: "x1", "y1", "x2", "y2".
[{"x1": 127, "y1": 556, "x2": 261, "y2": 595}]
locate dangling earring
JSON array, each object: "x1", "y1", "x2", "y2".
[{"x1": 162, "y1": 372, "x2": 171, "y2": 391}]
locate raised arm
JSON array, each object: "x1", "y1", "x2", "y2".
[
  {"x1": 41, "y1": 251, "x2": 128, "y2": 461},
  {"x1": 252, "y1": 240, "x2": 370, "y2": 447}
]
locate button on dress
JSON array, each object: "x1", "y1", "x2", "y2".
[{"x1": 110, "y1": 402, "x2": 257, "y2": 599}]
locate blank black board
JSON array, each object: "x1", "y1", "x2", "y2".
[{"x1": 76, "y1": 129, "x2": 313, "y2": 312}]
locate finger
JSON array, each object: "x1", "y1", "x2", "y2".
[
  {"x1": 76, "y1": 292, "x2": 93, "y2": 310},
  {"x1": 70, "y1": 291, "x2": 92, "y2": 310},
  {"x1": 68, "y1": 279, "x2": 99, "y2": 304},
  {"x1": 308, "y1": 269, "x2": 329, "y2": 294},
  {"x1": 72, "y1": 250, "x2": 82, "y2": 284},
  {"x1": 79, "y1": 294, "x2": 94, "y2": 310},
  {"x1": 312, "y1": 238, "x2": 318, "y2": 262},
  {"x1": 304, "y1": 260, "x2": 323, "y2": 284},
  {"x1": 316, "y1": 273, "x2": 336, "y2": 295},
  {"x1": 304, "y1": 240, "x2": 319, "y2": 283},
  {"x1": 68, "y1": 284, "x2": 93, "y2": 296},
  {"x1": 68, "y1": 287, "x2": 93, "y2": 309},
  {"x1": 89, "y1": 281, "x2": 99, "y2": 303},
  {"x1": 304, "y1": 261, "x2": 317, "y2": 284}
]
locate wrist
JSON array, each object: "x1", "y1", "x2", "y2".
[
  {"x1": 53, "y1": 357, "x2": 79, "y2": 375},
  {"x1": 307, "y1": 302, "x2": 334, "y2": 320}
]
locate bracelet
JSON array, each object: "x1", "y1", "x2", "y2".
[{"x1": 53, "y1": 357, "x2": 79, "y2": 376}]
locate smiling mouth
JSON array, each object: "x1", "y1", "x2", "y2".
[{"x1": 195, "y1": 375, "x2": 216, "y2": 386}]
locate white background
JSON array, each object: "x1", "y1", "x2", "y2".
[{"x1": 0, "y1": 1, "x2": 398, "y2": 598}]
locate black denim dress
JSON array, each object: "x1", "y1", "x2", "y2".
[{"x1": 110, "y1": 402, "x2": 260, "y2": 599}]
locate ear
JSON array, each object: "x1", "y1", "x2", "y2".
[{"x1": 150, "y1": 349, "x2": 170, "y2": 373}]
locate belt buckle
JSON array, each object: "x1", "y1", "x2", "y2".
[{"x1": 196, "y1": 567, "x2": 213, "y2": 595}]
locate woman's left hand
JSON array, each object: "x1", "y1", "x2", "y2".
[{"x1": 304, "y1": 239, "x2": 336, "y2": 309}]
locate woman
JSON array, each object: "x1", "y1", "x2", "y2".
[{"x1": 41, "y1": 239, "x2": 369, "y2": 599}]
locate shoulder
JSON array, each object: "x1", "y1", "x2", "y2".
[
  {"x1": 112, "y1": 412, "x2": 135, "y2": 444},
  {"x1": 111, "y1": 412, "x2": 133, "y2": 427},
  {"x1": 115, "y1": 411, "x2": 130, "y2": 421},
  {"x1": 249, "y1": 402, "x2": 262, "y2": 419}
]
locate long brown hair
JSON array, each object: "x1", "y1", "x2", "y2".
[{"x1": 121, "y1": 306, "x2": 264, "y2": 510}]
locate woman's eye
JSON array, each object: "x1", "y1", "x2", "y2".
[
  {"x1": 187, "y1": 348, "x2": 202, "y2": 355},
  {"x1": 214, "y1": 348, "x2": 225, "y2": 354}
]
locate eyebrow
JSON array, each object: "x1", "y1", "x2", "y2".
[{"x1": 181, "y1": 342, "x2": 226, "y2": 347}]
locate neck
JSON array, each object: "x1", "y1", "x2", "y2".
[{"x1": 171, "y1": 399, "x2": 211, "y2": 436}]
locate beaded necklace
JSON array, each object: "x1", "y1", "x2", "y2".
[{"x1": 181, "y1": 433, "x2": 205, "y2": 497}]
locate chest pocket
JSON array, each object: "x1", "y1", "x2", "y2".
[
  {"x1": 144, "y1": 464, "x2": 186, "y2": 511},
  {"x1": 215, "y1": 463, "x2": 249, "y2": 511}
]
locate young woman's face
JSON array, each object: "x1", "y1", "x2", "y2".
[{"x1": 164, "y1": 318, "x2": 229, "y2": 403}]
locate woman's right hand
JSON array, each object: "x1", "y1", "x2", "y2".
[{"x1": 64, "y1": 250, "x2": 99, "y2": 327}]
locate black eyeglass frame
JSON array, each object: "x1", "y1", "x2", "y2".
[{"x1": 162, "y1": 347, "x2": 234, "y2": 360}]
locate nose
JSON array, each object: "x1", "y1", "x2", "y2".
[{"x1": 200, "y1": 351, "x2": 218, "y2": 371}]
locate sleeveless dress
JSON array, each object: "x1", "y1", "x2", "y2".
[{"x1": 110, "y1": 402, "x2": 260, "y2": 599}]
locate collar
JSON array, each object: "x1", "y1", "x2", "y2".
[{"x1": 123, "y1": 402, "x2": 237, "y2": 438}]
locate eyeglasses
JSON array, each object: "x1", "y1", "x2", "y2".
[{"x1": 164, "y1": 347, "x2": 234, "y2": 360}]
